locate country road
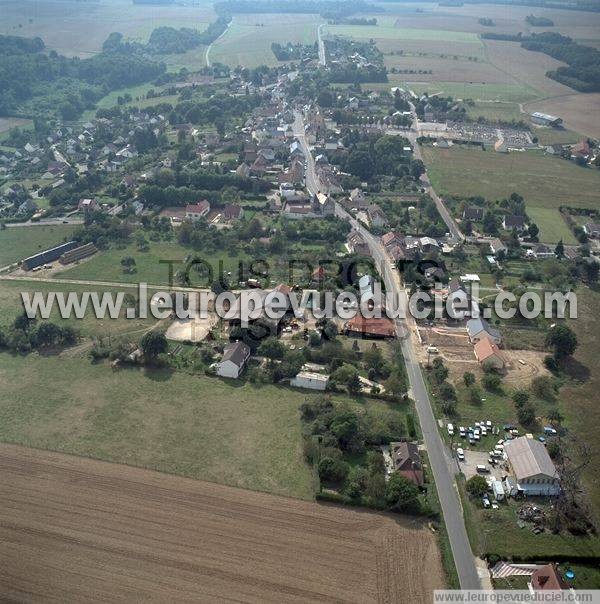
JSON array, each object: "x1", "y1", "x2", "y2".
[
  {"x1": 205, "y1": 18, "x2": 232, "y2": 67},
  {"x1": 293, "y1": 109, "x2": 481, "y2": 590}
]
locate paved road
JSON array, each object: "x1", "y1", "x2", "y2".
[
  {"x1": 293, "y1": 109, "x2": 481, "y2": 590},
  {"x1": 4, "y1": 217, "x2": 84, "y2": 228},
  {"x1": 317, "y1": 24, "x2": 326, "y2": 66},
  {"x1": 405, "y1": 104, "x2": 464, "y2": 242}
]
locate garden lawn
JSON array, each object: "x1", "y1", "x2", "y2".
[
  {"x1": 0, "y1": 354, "x2": 315, "y2": 500},
  {"x1": 526, "y1": 207, "x2": 577, "y2": 244}
]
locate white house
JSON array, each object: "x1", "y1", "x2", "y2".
[
  {"x1": 505, "y1": 436, "x2": 561, "y2": 496},
  {"x1": 216, "y1": 341, "x2": 251, "y2": 379},
  {"x1": 185, "y1": 200, "x2": 210, "y2": 220},
  {"x1": 291, "y1": 371, "x2": 329, "y2": 391},
  {"x1": 466, "y1": 318, "x2": 502, "y2": 345}
]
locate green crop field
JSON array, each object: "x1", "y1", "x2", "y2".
[
  {"x1": 0, "y1": 225, "x2": 78, "y2": 268},
  {"x1": 0, "y1": 354, "x2": 315, "y2": 499},
  {"x1": 421, "y1": 146, "x2": 600, "y2": 211},
  {"x1": 210, "y1": 14, "x2": 323, "y2": 68}
]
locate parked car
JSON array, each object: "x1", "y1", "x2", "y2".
[
  {"x1": 456, "y1": 447, "x2": 465, "y2": 461},
  {"x1": 447, "y1": 423, "x2": 454, "y2": 436},
  {"x1": 482, "y1": 496, "x2": 491, "y2": 508},
  {"x1": 476, "y1": 464, "x2": 490, "y2": 474}
]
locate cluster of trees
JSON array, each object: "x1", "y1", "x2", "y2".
[
  {"x1": 301, "y1": 397, "x2": 425, "y2": 513},
  {"x1": 478, "y1": 18, "x2": 495, "y2": 26},
  {"x1": 525, "y1": 15, "x2": 554, "y2": 26},
  {"x1": 523, "y1": 32, "x2": 600, "y2": 92},
  {"x1": 271, "y1": 42, "x2": 318, "y2": 62},
  {"x1": 0, "y1": 33, "x2": 165, "y2": 118},
  {"x1": 0, "y1": 313, "x2": 77, "y2": 354},
  {"x1": 337, "y1": 132, "x2": 423, "y2": 182},
  {"x1": 167, "y1": 91, "x2": 263, "y2": 133},
  {"x1": 428, "y1": 357, "x2": 458, "y2": 415},
  {"x1": 146, "y1": 18, "x2": 231, "y2": 54},
  {"x1": 415, "y1": 94, "x2": 465, "y2": 122}
]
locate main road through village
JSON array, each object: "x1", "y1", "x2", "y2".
[{"x1": 293, "y1": 110, "x2": 481, "y2": 590}]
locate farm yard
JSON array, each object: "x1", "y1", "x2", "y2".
[
  {"x1": 421, "y1": 146, "x2": 600, "y2": 243},
  {"x1": 0, "y1": 444, "x2": 445, "y2": 602}
]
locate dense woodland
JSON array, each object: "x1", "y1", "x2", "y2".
[{"x1": 0, "y1": 15, "x2": 232, "y2": 120}]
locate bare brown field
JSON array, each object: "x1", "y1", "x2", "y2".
[
  {"x1": 0, "y1": 117, "x2": 32, "y2": 134},
  {"x1": 0, "y1": 0, "x2": 215, "y2": 57},
  {"x1": 525, "y1": 92, "x2": 600, "y2": 139},
  {"x1": 422, "y1": 4, "x2": 600, "y2": 41},
  {"x1": 0, "y1": 444, "x2": 445, "y2": 603},
  {"x1": 483, "y1": 39, "x2": 573, "y2": 97}
]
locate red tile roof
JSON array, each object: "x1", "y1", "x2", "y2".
[
  {"x1": 530, "y1": 564, "x2": 568, "y2": 591},
  {"x1": 346, "y1": 315, "x2": 395, "y2": 338}
]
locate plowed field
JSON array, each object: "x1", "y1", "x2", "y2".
[{"x1": 0, "y1": 444, "x2": 444, "y2": 603}]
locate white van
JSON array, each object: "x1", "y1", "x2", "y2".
[{"x1": 476, "y1": 464, "x2": 490, "y2": 474}]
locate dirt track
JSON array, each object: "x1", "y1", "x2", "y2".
[{"x1": 0, "y1": 445, "x2": 444, "y2": 603}]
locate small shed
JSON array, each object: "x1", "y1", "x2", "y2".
[{"x1": 492, "y1": 480, "x2": 505, "y2": 501}]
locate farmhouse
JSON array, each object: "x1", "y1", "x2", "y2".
[
  {"x1": 473, "y1": 336, "x2": 505, "y2": 370},
  {"x1": 462, "y1": 207, "x2": 484, "y2": 222},
  {"x1": 290, "y1": 372, "x2": 329, "y2": 391},
  {"x1": 447, "y1": 278, "x2": 469, "y2": 319},
  {"x1": 390, "y1": 441, "x2": 424, "y2": 487},
  {"x1": 466, "y1": 318, "x2": 502, "y2": 345},
  {"x1": 216, "y1": 341, "x2": 251, "y2": 379},
  {"x1": 367, "y1": 204, "x2": 388, "y2": 228},
  {"x1": 505, "y1": 437, "x2": 561, "y2": 497},
  {"x1": 78, "y1": 198, "x2": 98, "y2": 213},
  {"x1": 502, "y1": 215, "x2": 526, "y2": 231},
  {"x1": 345, "y1": 315, "x2": 395, "y2": 339},
  {"x1": 222, "y1": 204, "x2": 244, "y2": 221},
  {"x1": 185, "y1": 201, "x2": 210, "y2": 220},
  {"x1": 489, "y1": 238, "x2": 507, "y2": 256}
]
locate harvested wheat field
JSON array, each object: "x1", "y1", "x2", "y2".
[{"x1": 0, "y1": 444, "x2": 444, "y2": 603}]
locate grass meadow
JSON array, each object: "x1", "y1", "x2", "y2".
[
  {"x1": 0, "y1": 225, "x2": 78, "y2": 268},
  {"x1": 421, "y1": 147, "x2": 600, "y2": 243},
  {"x1": 0, "y1": 353, "x2": 316, "y2": 499}
]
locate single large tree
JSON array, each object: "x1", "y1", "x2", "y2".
[
  {"x1": 140, "y1": 331, "x2": 168, "y2": 359},
  {"x1": 385, "y1": 473, "x2": 421, "y2": 513},
  {"x1": 546, "y1": 323, "x2": 578, "y2": 360}
]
